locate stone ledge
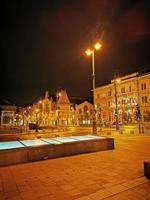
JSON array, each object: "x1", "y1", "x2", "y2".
[{"x1": 0, "y1": 137, "x2": 114, "y2": 166}]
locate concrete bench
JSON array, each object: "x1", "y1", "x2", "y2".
[{"x1": 144, "y1": 161, "x2": 150, "y2": 180}]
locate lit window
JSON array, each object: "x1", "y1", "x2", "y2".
[
  {"x1": 121, "y1": 88, "x2": 125, "y2": 93},
  {"x1": 141, "y1": 84, "x2": 143, "y2": 90},
  {"x1": 84, "y1": 105, "x2": 88, "y2": 113}
]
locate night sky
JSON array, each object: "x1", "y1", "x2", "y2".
[{"x1": 1, "y1": 0, "x2": 150, "y2": 105}]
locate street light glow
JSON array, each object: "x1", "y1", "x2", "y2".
[
  {"x1": 116, "y1": 79, "x2": 121, "y2": 83},
  {"x1": 35, "y1": 109, "x2": 39, "y2": 113},
  {"x1": 85, "y1": 49, "x2": 92, "y2": 56},
  {"x1": 58, "y1": 92, "x2": 62, "y2": 97},
  {"x1": 94, "y1": 43, "x2": 102, "y2": 50}
]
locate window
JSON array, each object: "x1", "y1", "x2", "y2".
[
  {"x1": 141, "y1": 84, "x2": 143, "y2": 90},
  {"x1": 121, "y1": 88, "x2": 125, "y2": 93},
  {"x1": 141, "y1": 83, "x2": 146, "y2": 90},
  {"x1": 79, "y1": 109, "x2": 82, "y2": 114},
  {"x1": 129, "y1": 86, "x2": 131, "y2": 92},
  {"x1": 142, "y1": 96, "x2": 148, "y2": 103},
  {"x1": 84, "y1": 105, "x2": 88, "y2": 113},
  {"x1": 97, "y1": 94, "x2": 100, "y2": 99}
]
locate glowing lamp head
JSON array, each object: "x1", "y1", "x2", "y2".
[
  {"x1": 94, "y1": 43, "x2": 102, "y2": 50},
  {"x1": 39, "y1": 100, "x2": 42, "y2": 104},
  {"x1": 58, "y1": 92, "x2": 62, "y2": 97},
  {"x1": 85, "y1": 49, "x2": 92, "y2": 56},
  {"x1": 35, "y1": 109, "x2": 39, "y2": 113},
  {"x1": 116, "y1": 79, "x2": 121, "y2": 84}
]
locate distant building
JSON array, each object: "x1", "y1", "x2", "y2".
[
  {"x1": 75, "y1": 101, "x2": 93, "y2": 125},
  {"x1": 18, "y1": 90, "x2": 93, "y2": 127},
  {"x1": 0, "y1": 100, "x2": 17, "y2": 127},
  {"x1": 94, "y1": 70, "x2": 150, "y2": 126},
  {"x1": 56, "y1": 90, "x2": 72, "y2": 126},
  {"x1": 0, "y1": 100, "x2": 17, "y2": 112}
]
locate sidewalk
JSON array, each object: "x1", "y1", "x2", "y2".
[{"x1": 0, "y1": 135, "x2": 150, "y2": 199}]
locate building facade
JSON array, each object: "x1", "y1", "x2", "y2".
[
  {"x1": 0, "y1": 100, "x2": 17, "y2": 127},
  {"x1": 19, "y1": 90, "x2": 76, "y2": 127},
  {"x1": 75, "y1": 101, "x2": 93, "y2": 125},
  {"x1": 56, "y1": 90, "x2": 72, "y2": 126},
  {"x1": 18, "y1": 90, "x2": 93, "y2": 128},
  {"x1": 94, "y1": 72, "x2": 150, "y2": 126}
]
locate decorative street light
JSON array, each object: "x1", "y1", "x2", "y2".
[
  {"x1": 35, "y1": 108, "x2": 39, "y2": 133},
  {"x1": 56, "y1": 92, "x2": 62, "y2": 128},
  {"x1": 136, "y1": 74, "x2": 141, "y2": 133},
  {"x1": 85, "y1": 42, "x2": 102, "y2": 134},
  {"x1": 114, "y1": 78, "x2": 120, "y2": 131}
]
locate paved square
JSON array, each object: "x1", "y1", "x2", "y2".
[{"x1": 0, "y1": 135, "x2": 150, "y2": 200}]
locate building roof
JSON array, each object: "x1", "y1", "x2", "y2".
[
  {"x1": 57, "y1": 90, "x2": 70, "y2": 104},
  {"x1": 0, "y1": 100, "x2": 16, "y2": 106},
  {"x1": 69, "y1": 96, "x2": 93, "y2": 105}
]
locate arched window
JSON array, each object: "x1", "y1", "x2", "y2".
[{"x1": 84, "y1": 105, "x2": 88, "y2": 113}]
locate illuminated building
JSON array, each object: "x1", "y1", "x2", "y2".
[
  {"x1": 0, "y1": 100, "x2": 17, "y2": 127},
  {"x1": 75, "y1": 101, "x2": 93, "y2": 125},
  {"x1": 56, "y1": 89, "x2": 72, "y2": 126},
  {"x1": 94, "y1": 71, "x2": 150, "y2": 126}
]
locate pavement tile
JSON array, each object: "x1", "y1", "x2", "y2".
[
  {"x1": 88, "y1": 188, "x2": 112, "y2": 200},
  {"x1": 106, "y1": 184, "x2": 128, "y2": 194},
  {"x1": 75, "y1": 196, "x2": 91, "y2": 200},
  {"x1": 0, "y1": 135, "x2": 150, "y2": 200}
]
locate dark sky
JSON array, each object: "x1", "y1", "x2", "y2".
[{"x1": 1, "y1": 0, "x2": 150, "y2": 105}]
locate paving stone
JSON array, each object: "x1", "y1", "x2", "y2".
[{"x1": 0, "y1": 135, "x2": 150, "y2": 200}]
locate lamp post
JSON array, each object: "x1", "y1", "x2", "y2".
[
  {"x1": 136, "y1": 74, "x2": 141, "y2": 133},
  {"x1": 85, "y1": 42, "x2": 102, "y2": 134},
  {"x1": 35, "y1": 108, "x2": 39, "y2": 133},
  {"x1": 114, "y1": 79, "x2": 120, "y2": 131},
  {"x1": 56, "y1": 92, "x2": 61, "y2": 128}
]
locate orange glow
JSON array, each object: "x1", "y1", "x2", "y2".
[
  {"x1": 35, "y1": 109, "x2": 39, "y2": 113},
  {"x1": 58, "y1": 92, "x2": 62, "y2": 97},
  {"x1": 85, "y1": 49, "x2": 92, "y2": 56},
  {"x1": 116, "y1": 79, "x2": 121, "y2": 83},
  {"x1": 94, "y1": 43, "x2": 102, "y2": 50}
]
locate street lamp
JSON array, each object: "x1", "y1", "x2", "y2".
[
  {"x1": 85, "y1": 42, "x2": 102, "y2": 134},
  {"x1": 114, "y1": 78, "x2": 120, "y2": 131},
  {"x1": 35, "y1": 108, "x2": 39, "y2": 133}
]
